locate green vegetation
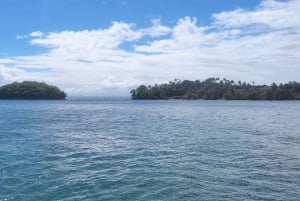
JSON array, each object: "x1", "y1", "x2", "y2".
[
  {"x1": 0, "y1": 81, "x2": 67, "y2": 100},
  {"x1": 131, "y1": 78, "x2": 300, "y2": 100}
]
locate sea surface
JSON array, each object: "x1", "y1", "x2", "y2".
[{"x1": 0, "y1": 99, "x2": 300, "y2": 201}]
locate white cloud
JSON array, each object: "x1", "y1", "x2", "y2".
[
  {"x1": 30, "y1": 22, "x2": 143, "y2": 49},
  {"x1": 1, "y1": 0, "x2": 300, "y2": 96},
  {"x1": 16, "y1": 31, "x2": 44, "y2": 40},
  {"x1": 212, "y1": 0, "x2": 300, "y2": 30},
  {"x1": 30, "y1": 31, "x2": 44, "y2": 37},
  {"x1": 0, "y1": 65, "x2": 26, "y2": 84},
  {"x1": 141, "y1": 19, "x2": 171, "y2": 37},
  {"x1": 135, "y1": 17, "x2": 212, "y2": 52}
]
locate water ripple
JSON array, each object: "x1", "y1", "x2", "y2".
[{"x1": 0, "y1": 100, "x2": 300, "y2": 200}]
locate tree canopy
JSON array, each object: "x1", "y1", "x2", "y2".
[
  {"x1": 131, "y1": 78, "x2": 300, "y2": 100},
  {"x1": 0, "y1": 81, "x2": 67, "y2": 100}
]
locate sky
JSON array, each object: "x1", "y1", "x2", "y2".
[{"x1": 0, "y1": 0, "x2": 299, "y2": 96}]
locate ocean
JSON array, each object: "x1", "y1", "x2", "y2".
[{"x1": 1, "y1": 99, "x2": 300, "y2": 200}]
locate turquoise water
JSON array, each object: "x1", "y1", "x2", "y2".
[{"x1": 0, "y1": 99, "x2": 300, "y2": 201}]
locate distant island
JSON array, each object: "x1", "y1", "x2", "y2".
[
  {"x1": 131, "y1": 78, "x2": 300, "y2": 100},
  {"x1": 0, "y1": 81, "x2": 67, "y2": 100}
]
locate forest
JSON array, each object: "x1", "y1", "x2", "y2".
[
  {"x1": 0, "y1": 81, "x2": 67, "y2": 99},
  {"x1": 131, "y1": 78, "x2": 300, "y2": 100}
]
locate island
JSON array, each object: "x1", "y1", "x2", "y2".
[
  {"x1": 0, "y1": 81, "x2": 67, "y2": 100},
  {"x1": 130, "y1": 78, "x2": 300, "y2": 100}
]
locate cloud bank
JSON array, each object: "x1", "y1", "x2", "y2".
[{"x1": 1, "y1": 0, "x2": 300, "y2": 96}]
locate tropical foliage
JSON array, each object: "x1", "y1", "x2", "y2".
[
  {"x1": 131, "y1": 78, "x2": 300, "y2": 100},
  {"x1": 0, "y1": 81, "x2": 67, "y2": 99}
]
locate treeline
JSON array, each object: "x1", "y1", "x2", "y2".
[
  {"x1": 0, "y1": 81, "x2": 67, "y2": 99},
  {"x1": 130, "y1": 78, "x2": 300, "y2": 100}
]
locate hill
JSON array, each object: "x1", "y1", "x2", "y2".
[{"x1": 0, "y1": 81, "x2": 67, "y2": 100}]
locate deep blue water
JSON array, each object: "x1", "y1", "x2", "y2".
[{"x1": 0, "y1": 99, "x2": 300, "y2": 201}]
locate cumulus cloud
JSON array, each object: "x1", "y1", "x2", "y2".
[
  {"x1": 30, "y1": 22, "x2": 142, "y2": 49},
  {"x1": 141, "y1": 19, "x2": 171, "y2": 37},
  {"x1": 135, "y1": 17, "x2": 211, "y2": 52},
  {"x1": 1, "y1": 0, "x2": 300, "y2": 96},
  {"x1": 0, "y1": 64, "x2": 26, "y2": 84},
  {"x1": 212, "y1": 0, "x2": 300, "y2": 30}
]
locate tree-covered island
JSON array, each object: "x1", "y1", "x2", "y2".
[
  {"x1": 0, "y1": 81, "x2": 67, "y2": 100},
  {"x1": 131, "y1": 78, "x2": 300, "y2": 100}
]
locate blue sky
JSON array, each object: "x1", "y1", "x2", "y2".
[
  {"x1": 1, "y1": 0, "x2": 261, "y2": 55},
  {"x1": 0, "y1": 0, "x2": 299, "y2": 96}
]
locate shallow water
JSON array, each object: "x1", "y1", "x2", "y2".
[{"x1": 1, "y1": 99, "x2": 300, "y2": 200}]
